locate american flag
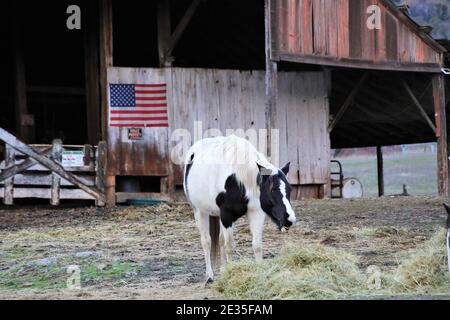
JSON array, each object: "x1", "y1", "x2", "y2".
[{"x1": 109, "y1": 83, "x2": 169, "y2": 128}]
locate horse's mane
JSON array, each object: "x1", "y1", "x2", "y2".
[{"x1": 221, "y1": 135, "x2": 277, "y2": 195}]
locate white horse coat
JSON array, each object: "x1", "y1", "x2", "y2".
[{"x1": 184, "y1": 135, "x2": 296, "y2": 282}]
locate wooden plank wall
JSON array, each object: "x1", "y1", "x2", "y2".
[
  {"x1": 277, "y1": 72, "x2": 330, "y2": 185},
  {"x1": 272, "y1": 0, "x2": 443, "y2": 70},
  {"x1": 106, "y1": 67, "x2": 330, "y2": 188}
]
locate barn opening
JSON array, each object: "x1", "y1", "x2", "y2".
[
  {"x1": 2, "y1": 1, "x2": 98, "y2": 146},
  {"x1": 328, "y1": 68, "x2": 448, "y2": 198}
]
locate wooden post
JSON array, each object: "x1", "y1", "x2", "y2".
[
  {"x1": 84, "y1": 1, "x2": 101, "y2": 145},
  {"x1": 433, "y1": 74, "x2": 449, "y2": 197},
  {"x1": 99, "y1": 0, "x2": 113, "y2": 141},
  {"x1": 106, "y1": 175, "x2": 116, "y2": 207},
  {"x1": 99, "y1": 0, "x2": 114, "y2": 206},
  {"x1": 51, "y1": 139, "x2": 63, "y2": 206},
  {"x1": 3, "y1": 145, "x2": 15, "y2": 205},
  {"x1": 95, "y1": 141, "x2": 107, "y2": 206},
  {"x1": 83, "y1": 144, "x2": 92, "y2": 166},
  {"x1": 12, "y1": 2, "x2": 33, "y2": 142},
  {"x1": 157, "y1": 0, "x2": 172, "y2": 67},
  {"x1": 265, "y1": 0, "x2": 277, "y2": 159},
  {"x1": 376, "y1": 146, "x2": 384, "y2": 197}
]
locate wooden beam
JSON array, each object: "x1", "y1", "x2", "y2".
[
  {"x1": 50, "y1": 139, "x2": 63, "y2": 206},
  {"x1": 3, "y1": 145, "x2": 15, "y2": 205},
  {"x1": 402, "y1": 80, "x2": 437, "y2": 133},
  {"x1": 265, "y1": 0, "x2": 278, "y2": 159},
  {"x1": 328, "y1": 72, "x2": 368, "y2": 132},
  {"x1": 277, "y1": 53, "x2": 443, "y2": 73},
  {"x1": 84, "y1": 0, "x2": 101, "y2": 145},
  {"x1": 0, "y1": 128, "x2": 106, "y2": 202},
  {"x1": 12, "y1": 2, "x2": 33, "y2": 142},
  {"x1": 0, "y1": 146, "x2": 52, "y2": 183},
  {"x1": 167, "y1": 0, "x2": 202, "y2": 57},
  {"x1": 157, "y1": 0, "x2": 172, "y2": 67},
  {"x1": 99, "y1": 0, "x2": 113, "y2": 141},
  {"x1": 376, "y1": 146, "x2": 384, "y2": 197},
  {"x1": 432, "y1": 74, "x2": 449, "y2": 197}
]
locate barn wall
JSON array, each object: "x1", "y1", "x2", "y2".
[
  {"x1": 271, "y1": 0, "x2": 443, "y2": 71},
  {"x1": 106, "y1": 67, "x2": 330, "y2": 196}
]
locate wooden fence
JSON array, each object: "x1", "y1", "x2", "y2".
[{"x1": 0, "y1": 128, "x2": 106, "y2": 206}]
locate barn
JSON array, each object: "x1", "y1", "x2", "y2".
[{"x1": 1, "y1": 0, "x2": 449, "y2": 206}]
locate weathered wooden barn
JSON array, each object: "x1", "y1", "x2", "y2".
[{"x1": 1, "y1": 0, "x2": 449, "y2": 206}]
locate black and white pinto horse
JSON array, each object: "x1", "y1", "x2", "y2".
[{"x1": 184, "y1": 135, "x2": 297, "y2": 282}]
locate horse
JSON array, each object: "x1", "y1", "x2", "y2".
[{"x1": 183, "y1": 135, "x2": 297, "y2": 282}]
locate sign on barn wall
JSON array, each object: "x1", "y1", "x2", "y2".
[
  {"x1": 128, "y1": 128, "x2": 143, "y2": 140},
  {"x1": 62, "y1": 150, "x2": 84, "y2": 167}
]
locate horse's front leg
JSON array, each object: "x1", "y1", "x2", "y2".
[
  {"x1": 195, "y1": 210, "x2": 214, "y2": 282},
  {"x1": 220, "y1": 221, "x2": 234, "y2": 264},
  {"x1": 248, "y1": 209, "x2": 265, "y2": 262}
]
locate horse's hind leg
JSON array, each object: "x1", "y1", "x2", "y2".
[{"x1": 194, "y1": 209, "x2": 214, "y2": 282}]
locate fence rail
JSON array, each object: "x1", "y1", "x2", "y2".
[{"x1": 0, "y1": 128, "x2": 106, "y2": 206}]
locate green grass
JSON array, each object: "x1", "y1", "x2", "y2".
[
  {"x1": 333, "y1": 149, "x2": 437, "y2": 197},
  {"x1": 82, "y1": 261, "x2": 139, "y2": 285},
  {"x1": 0, "y1": 257, "x2": 140, "y2": 290}
]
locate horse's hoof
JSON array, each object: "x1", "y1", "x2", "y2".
[{"x1": 204, "y1": 278, "x2": 214, "y2": 286}]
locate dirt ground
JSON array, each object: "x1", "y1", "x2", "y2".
[{"x1": 0, "y1": 196, "x2": 448, "y2": 300}]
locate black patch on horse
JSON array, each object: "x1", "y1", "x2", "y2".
[
  {"x1": 184, "y1": 153, "x2": 195, "y2": 199},
  {"x1": 216, "y1": 174, "x2": 249, "y2": 228}
]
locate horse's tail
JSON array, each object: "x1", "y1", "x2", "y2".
[{"x1": 209, "y1": 216, "x2": 221, "y2": 269}]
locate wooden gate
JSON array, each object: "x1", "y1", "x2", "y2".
[{"x1": 0, "y1": 128, "x2": 106, "y2": 206}]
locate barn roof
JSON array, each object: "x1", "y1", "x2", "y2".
[
  {"x1": 270, "y1": 0, "x2": 447, "y2": 73},
  {"x1": 384, "y1": 0, "x2": 447, "y2": 54}
]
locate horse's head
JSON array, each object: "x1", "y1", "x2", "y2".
[{"x1": 257, "y1": 161, "x2": 297, "y2": 232}]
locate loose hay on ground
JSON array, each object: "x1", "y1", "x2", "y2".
[
  {"x1": 213, "y1": 242, "x2": 369, "y2": 299},
  {"x1": 390, "y1": 229, "x2": 450, "y2": 294},
  {"x1": 214, "y1": 229, "x2": 450, "y2": 299}
]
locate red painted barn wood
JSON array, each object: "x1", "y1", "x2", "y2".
[{"x1": 270, "y1": 0, "x2": 446, "y2": 72}]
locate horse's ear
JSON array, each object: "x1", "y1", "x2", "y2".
[
  {"x1": 256, "y1": 160, "x2": 270, "y2": 174},
  {"x1": 281, "y1": 162, "x2": 290, "y2": 175}
]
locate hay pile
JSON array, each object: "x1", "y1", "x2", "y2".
[
  {"x1": 213, "y1": 229, "x2": 450, "y2": 299},
  {"x1": 213, "y1": 243, "x2": 369, "y2": 299},
  {"x1": 389, "y1": 229, "x2": 450, "y2": 294}
]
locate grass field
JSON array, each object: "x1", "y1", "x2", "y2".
[{"x1": 333, "y1": 146, "x2": 437, "y2": 197}]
